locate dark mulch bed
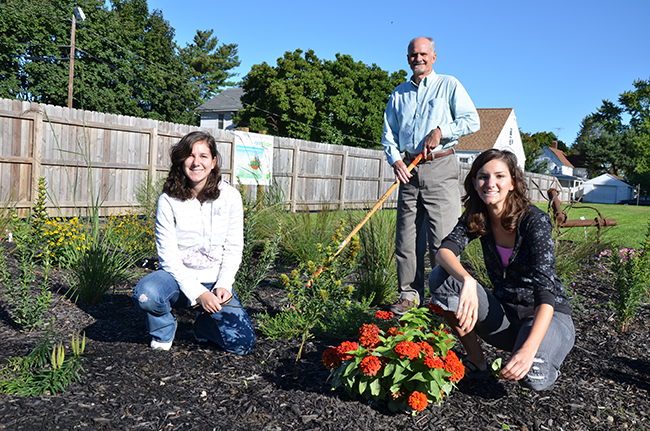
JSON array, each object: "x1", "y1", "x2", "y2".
[{"x1": 0, "y1": 251, "x2": 649, "y2": 431}]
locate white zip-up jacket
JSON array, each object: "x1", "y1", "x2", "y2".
[{"x1": 155, "y1": 182, "x2": 244, "y2": 305}]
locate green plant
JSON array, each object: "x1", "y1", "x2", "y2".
[
  {"x1": 41, "y1": 216, "x2": 90, "y2": 269},
  {"x1": 599, "y1": 222, "x2": 650, "y2": 332},
  {"x1": 0, "y1": 333, "x2": 86, "y2": 396},
  {"x1": 1, "y1": 181, "x2": 53, "y2": 330},
  {"x1": 323, "y1": 307, "x2": 464, "y2": 414},
  {"x1": 233, "y1": 180, "x2": 282, "y2": 305},
  {"x1": 314, "y1": 294, "x2": 376, "y2": 342},
  {"x1": 353, "y1": 210, "x2": 398, "y2": 305},
  {"x1": 460, "y1": 240, "x2": 492, "y2": 289},
  {"x1": 259, "y1": 220, "x2": 359, "y2": 375},
  {"x1": 68, "y1": 241, "x2": 137, "y2": 304},
  {"x1": 278, "y1": 206, "x2": 339, "y2": 265},
  {"x1": 103, "y1": 213, "x2": 155, "y2": 261}
]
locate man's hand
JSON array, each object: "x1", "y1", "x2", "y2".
[
  {"x1": 197, "y1": 288, "x2": 231, "y2": 314},
  {"x1": 392, "y1": 160, "x2": 412, "y2": 184},
  {"x1": 423, "y1": 127, "x2": 442, "y2": 158}
]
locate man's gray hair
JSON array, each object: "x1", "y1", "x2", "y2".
[{"x1": 408, "y1": 37, "x2": 435, "y2": 54}]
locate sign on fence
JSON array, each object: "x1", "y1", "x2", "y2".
[{"x1": 233, "y1": 131, "x2": 273, "y2": 185}]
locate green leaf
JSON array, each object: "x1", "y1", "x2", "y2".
[
  {"x1": 369, "y1": 378, "x2": 381, "y2": 397},
  {"x1": 357, "y1": 378, "x2": 368, "y2": 395}
]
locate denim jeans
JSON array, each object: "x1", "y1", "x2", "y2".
[
  {"x1": 132, "y1": 270, "x2": 256, "y2": 355},
  {"x1": 428, "y1": 265, "x2": 575, "y2": 391}
]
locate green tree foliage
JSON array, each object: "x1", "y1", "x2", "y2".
[
  {"x1": 0, "y1": 0, "x2": 239, "y2": 124},
  {"x1": 235, "y1": 49, "x2": 407, "y2": 148},
  {"x1": 575, "y1": 78, "x2": 650, "y2": 187},
  {"x1": 520, "y1": 130, "x2": 567, "y2": 173}
]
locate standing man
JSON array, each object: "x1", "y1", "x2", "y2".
[{"x1": 382, "y1": 36, "x2": 480, "y2": 315}]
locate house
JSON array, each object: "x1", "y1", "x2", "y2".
[
  {"x1": 455, "y1": 108, "x2": 525, "y2": 168},
  {"x1": 538, "y1": 142, "x2": 587, "y2": 200},
  {"x1": 195, "y1": 87, "x2": 244, "y2": 130},
  {"x1": 579, "y1": 174, "x2": 634, "y2": 204}
]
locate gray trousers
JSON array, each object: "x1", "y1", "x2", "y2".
[
  {"x1": 429, "y1": 265, "x2": 576, "y2": 391},
  {"x1": 395, "y1": 154, "x2": 461, "y2": 304}
]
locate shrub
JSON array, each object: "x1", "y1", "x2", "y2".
[{"x1": 103, "y1": 213, "x2": 156, "y2": 261}]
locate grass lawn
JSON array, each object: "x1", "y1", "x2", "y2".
[{"x1": 534, "y1": 201, "x2": 650, "y2": 249}]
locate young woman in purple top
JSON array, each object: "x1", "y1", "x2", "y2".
[{"x1": 428, "y1": 149, "x2": 574, "y2": 391}]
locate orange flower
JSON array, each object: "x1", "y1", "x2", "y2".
[
  {"x1": 358, "y1": 324, "x2": 381, "y2": 349},
  {"x1": 417, "y1": 341, "x2": 434, "y2": 358},
  {"x1": 408, "y1": 391, "x2": 428, "y2": 411},
  {"x1": 359, "y1": 355, "x2": 382, "y2": 376},
  {"x1": 336, "y1": 341, "x2": 359, "y2": 361},
  {"x1": 374, "y1": 310, "x2": 394, "y2": 320},
  {"x1": 394, "y1": 341, "x2": 420, "y2": 360},
  {"x1": 443, "y1": 350, "x2": 465, "y2": 382},
  {"x1": 386, "y1": 327, "x2": 404, "y2": 337},
  {"x1": 322, "y1": 347, "x2": 341, "y2": 369},
  {"x1": 424, "y1": 354, "x2": 444, "y2": 369}
]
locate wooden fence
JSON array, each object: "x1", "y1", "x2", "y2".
[{"x1": 0, "y1": 98, "x2": 565, "y2": 216}]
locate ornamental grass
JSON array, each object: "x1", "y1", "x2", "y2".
[{"x1": 323, "y1": 306, "x2": 464, "y2": 414}]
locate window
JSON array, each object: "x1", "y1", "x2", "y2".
[
  {"x1": 459, "y1": 157, "x2": 469, "y2": 163},
  {"x1": 218, "y1": 114, "x2": 224, "y2": 129}
]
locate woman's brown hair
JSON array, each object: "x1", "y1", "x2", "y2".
[
  {"x1": 462, "y1": 149, "x2": 529, "y2": 236},
  {"x1": 163, "y1": 131, "x2": 222, "y2": 202}
]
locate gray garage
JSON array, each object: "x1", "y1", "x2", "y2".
[{"x1": 581, "y1": 174, "x2": 633, "y2": 204}]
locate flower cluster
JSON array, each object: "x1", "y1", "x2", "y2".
[
  {"x1": 323, "y1": 307, "x2": 464, "y2": 414},
  {"x1": 42, "y1": 217, "x2": 91, "y2": 268}
]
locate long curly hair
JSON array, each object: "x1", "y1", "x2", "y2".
[
  {"x1": 462, "y1": 149, "x2": 529, "y2": 236},
  {"x1": 162, "y1": 131, "x2": 222, "y2": 202}
]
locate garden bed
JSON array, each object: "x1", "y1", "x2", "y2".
[{"x1": 0, "y1": 257, "x2": 649, "y2": 431}]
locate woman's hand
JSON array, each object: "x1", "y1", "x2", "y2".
[
  {"x1": 456, "y1": 277, "x2": 479, "y2": 333},
  {"x1": 500, "y1": 346, "x2": 536, "y2": 381},
  {"x1": 197, "y1": 288, "x2": 231, "y2": 314}
]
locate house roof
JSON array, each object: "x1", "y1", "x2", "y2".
[
  {"x1": 547, "y1": 146, "x2": 574, "y2": 168},
  {"x1": 456, "y1": 108, "x2": 513, "y2": 151},
  {"x1": 195, "y1": 87, "x2": 244, "y2": 112}
]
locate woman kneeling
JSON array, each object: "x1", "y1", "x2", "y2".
[
  {"x1": 429, "y1": 149, "x2": 574, "y2": 391},
  {"x1": 133, "y1": 131, "x2": 255, "y2": 355}
]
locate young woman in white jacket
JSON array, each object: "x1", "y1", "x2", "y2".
[{"x1": 133, "y1": 131, "x2": 255, "y2": 355}]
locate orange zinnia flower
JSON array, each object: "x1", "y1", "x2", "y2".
[
  {"x1": 408, "y1": 391, "x2": 428, "y2": 411},
  {"x1": 336, "y1": 341, "x2": 359, "y2": 361},
  {"x1": 358, "y1": 324, "x2": 381, "y2": 349},
  {"x1": 424, "y1": 354, "x2": 445, "y2": 369},
  {"x1": 359, "y1": 355, "x2": 382, "y2": 376},
  {"x1": 386, "y1": 327, "x2": 404, "y2": 337},
  {"x1": 417, "y1": 341, "x2": 434, "y2": 358},
  {"x1": 443, "y1": 350, "x2": 465, "y2": 382},
  {"x1": 374, "y1": 310, "x2": 395, "y2": 320},
  {"x1": 394, "y1": 341, "x2": 420, "y2": 360}
]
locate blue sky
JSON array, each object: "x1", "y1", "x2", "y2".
[{"x1": 146, "y1": 0, "x2": 649, "y2": 146}]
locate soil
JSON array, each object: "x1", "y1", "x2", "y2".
[{"x1": 0, "y1": 246, "x2": 649, "y2": 431}]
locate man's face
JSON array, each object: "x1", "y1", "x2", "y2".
[{"x1": 407, "y1": 38, "x2": 436, "y2": 78}]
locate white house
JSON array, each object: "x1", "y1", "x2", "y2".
[
  {"x1": 579, "y1": 173, "x2": 633, "y2": 204},
  {"x1": 538, "y1": 143, "x2": 586, "y2": 200},
  {"x1": 196, "y1": 87, "x2": 244, "y2": 130},
  {"x1": 456, "y1": 108, "x2": 525, "y2": 169}
]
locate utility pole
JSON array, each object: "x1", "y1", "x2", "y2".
[{"x1": 67, "y1": 7, "x2": 85, "y2": 109}]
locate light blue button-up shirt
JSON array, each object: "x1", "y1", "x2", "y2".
[{"x1": 382, "y1": 70, "x2": 480, "y2": 166}]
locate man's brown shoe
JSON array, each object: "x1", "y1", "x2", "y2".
[{"x1": 389, "y1": 298, "x2": 416, "y2": 316}]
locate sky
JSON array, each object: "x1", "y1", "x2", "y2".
[{"x1": 145, "y1": 0, "x2": 650, "y2": 146}]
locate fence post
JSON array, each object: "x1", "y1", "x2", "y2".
[
  {"x1": 31, "y1": 110, "x2": 43, "y2": 199},
  {"x1": 148, "y1": 128, "x2": 159, "y2": 182},
  {"x1": 290, "y1": 147, "x2": 299, "y2": 212},
  {"x1": 340, "y1": 150, "x2": 348, "y2": 211}
]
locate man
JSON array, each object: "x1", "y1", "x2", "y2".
[{"x1": 382, "y1": 36, "x2": 480, "y2": 315}]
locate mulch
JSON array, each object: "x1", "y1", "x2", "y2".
[{"x1": 0, "y1": 250, "x2": 649, "y2": 431}]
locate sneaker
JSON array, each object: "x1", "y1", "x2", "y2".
[
  {"x1": 150, "y1": 339, "x2": 173, "y2": 351},
  {"x1": 389, "y1": 298, "x2": 416, "y2": 316}
]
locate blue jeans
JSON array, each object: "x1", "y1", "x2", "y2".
[
  {"x1": 132, "y1": 270, "x2": 256, "y2": 355},
  {"x1": 429, "y1": 265, "x2": 575, "y2": 391}
]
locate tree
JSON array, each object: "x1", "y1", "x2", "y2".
[
  {"x1": 0, "y1": 0, "x2": 239, "y2": 124},
  {"x1": 236, "y1": 49, "x2": 407, "y2": 148},
  {"x1": 520, "y1": 131, "x2": 549, "y2": 174},
  {"x1": 574, "y1": 77, "x2": 650, "y2": 189}
]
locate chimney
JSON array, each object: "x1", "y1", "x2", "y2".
[{"x1": 552, "y1": 141, "x2": 558, "y2": 149}]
